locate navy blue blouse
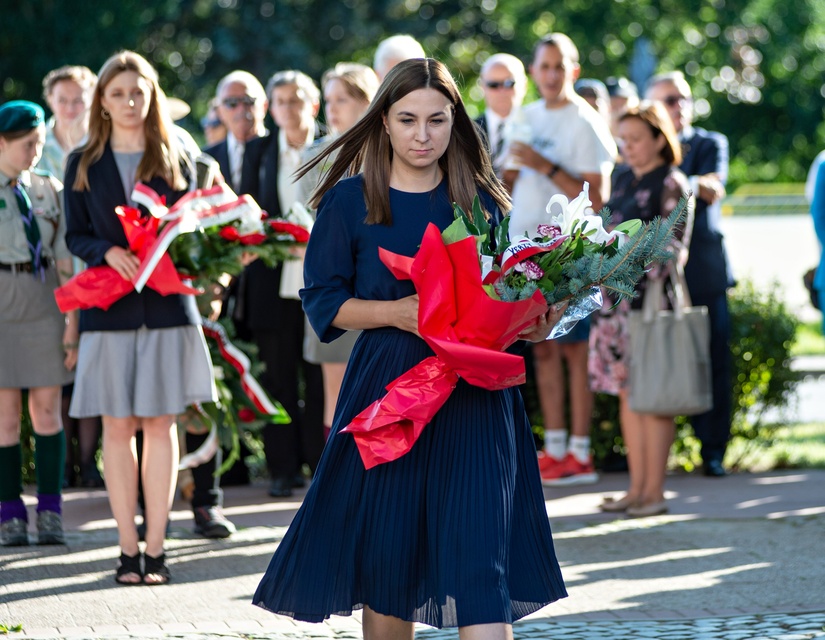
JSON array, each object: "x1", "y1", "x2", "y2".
[{"x1": 301, "y1": 175, "x2": 501, "y2": 343}]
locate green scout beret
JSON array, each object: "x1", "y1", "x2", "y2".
[{"x1": 0, "y1": 100, "x2": 45, "y2": 134}]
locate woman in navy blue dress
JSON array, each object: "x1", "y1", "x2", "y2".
[{"x1": 253, "y1": 58, "x2": 566, "y2": 639}]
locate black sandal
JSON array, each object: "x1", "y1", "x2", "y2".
[
  {"x1": 143, "y1": 552, "x2": 171, "y2": 585},
  {"x1": 115, "y1": 552, "x2": 143, "y2": 585}
]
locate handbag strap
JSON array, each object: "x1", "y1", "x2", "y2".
[
  {"x1": 642, "y1": 261, "x2": 692, "y2": 321},
  {"x1": 670, "y1": 261, "x2": 693, "y2": 314},
  {"x1": 641, "y1": 269, "x2": 664, "y2": 321}
]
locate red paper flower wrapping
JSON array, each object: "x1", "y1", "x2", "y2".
[
  {"x1": 269, "y1": 219, "x2": 311, "y2": 243},
  {"x1": 341, "y1": 223, "x2": 547, "y2": 469},
  {"x1": 54, "y1": 206, "x2": 198, "y2": 312}
]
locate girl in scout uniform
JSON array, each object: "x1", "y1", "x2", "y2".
[{"x1": 0, "y1": 100, "x2": 78, "y2": 547}]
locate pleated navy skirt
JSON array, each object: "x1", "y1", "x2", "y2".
[{"x1": 253, "y1": 328, "x2": 566, "y2": 628}]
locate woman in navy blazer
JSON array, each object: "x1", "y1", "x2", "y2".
[{"x1": 64, "y1": 51, "x2": 215, "y2": 586}]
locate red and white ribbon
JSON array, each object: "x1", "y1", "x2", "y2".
[
  {"x1": 201, "y1": 317, "x2": 279, "y2": 416},
  {"x1": 500, "y1": 234, "x2": 568, "y2": 275},
  {"x1": 178, "y1": 317, "x2": 281, "y2": 470},
  {"x1": 132, "y1": 184, "x2": 263, "y2": 292}
]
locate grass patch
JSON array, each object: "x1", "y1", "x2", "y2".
[
  {"x1": 727, "y1": 422, "x2": 825, "y2": 471},
  {"x1": 791, "y1": 320, "x2": 825, "y2": 357}
]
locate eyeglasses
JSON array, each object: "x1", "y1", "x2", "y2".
[
  {"x1": 221, "y1": 96, "x2": 256, "y2": 109},
  {"x1": 484, "y1": 79, "x2": 516, "y2": 90},
  {"x1": 662, "y1": 95, "x2": 690, "y2": 107},
  {"x1": 200, "y1": 117, "x2": 222, "y2": 129}
]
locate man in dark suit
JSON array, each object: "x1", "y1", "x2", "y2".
[
  {"x1": 647, "y1": 71, "x2": 734, "y2": 477},
  {"x1": 473, "y1": 53, "x2": 527, "y2": 180},
  {"x1": 203, "y1": 71, "x2": 268, "y2": 194},
  {"x1": 239, "y1": 70, "x2": 326, "y2": 498},
  {"x1": 184, "y1": 71, "x2": 268, "y2": 539}
]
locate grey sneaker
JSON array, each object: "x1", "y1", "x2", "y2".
[
  {"x1": 0, "y1": 518, "x2": 29, "y2": 546},
  {"x1": 36, "y1": 511, "x2": 65, "y2": 545}
]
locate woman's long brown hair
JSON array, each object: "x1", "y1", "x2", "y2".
[
  {"x1": 73, "y1": 50, "x2": 187, "y2": 192},
  {"x1": 296, "y1": 58, "x2": 510, "y2": 224}
]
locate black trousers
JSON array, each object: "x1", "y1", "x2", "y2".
[
  {"x1": 689, "y1": 290, "x2": 732, "y2": 462},
  {"x1": 253, "y1": 301, "x2": 325, "y2": 480}
]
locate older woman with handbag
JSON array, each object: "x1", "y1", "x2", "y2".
[{"x1": 588, "y1": 102, "x2": 693, "y2": 517}]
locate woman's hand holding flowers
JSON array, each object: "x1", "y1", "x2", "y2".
[
  {"x1": 104, "y1": 246, "x2": 141, "y2": 280},
  {"x1": 518, "y1": 302, "x2": 568, "y2": 342}
]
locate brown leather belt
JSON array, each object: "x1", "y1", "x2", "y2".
[{"x1": 0, "y1": 259, "x2": 53, "y2": 274}]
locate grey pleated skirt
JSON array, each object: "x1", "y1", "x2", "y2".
[
  {"x1": 0, "y1": 269, "x2": 74, "y2": 388},
  {"x1": 69, "y1": 324, "x2": 216, "y2": 419},
  {"x1": 303, "y1": 315, "x2": 360, "y2": 364}
]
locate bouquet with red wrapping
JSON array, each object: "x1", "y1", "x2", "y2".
[
  {"x1": 342, "y1": 186, "x2": 685, "y2": 469},
  {"x1": 341, "y1": 217, "x2": 548, "y2": 470},
  {"x1": 55, "y1": 184, "x2": 311, "y2": 312}
]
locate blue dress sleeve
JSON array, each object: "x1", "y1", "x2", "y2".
[{"x1": 301, "y1": 186, "x2": 357, "y2": 343}]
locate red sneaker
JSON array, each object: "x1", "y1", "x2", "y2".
[
  {"x1": 537, "y1": 451, "x2": 563, "y2": 474},
  {"x1": 541, "y1": 452, "x2": 598, "y2": 486}
]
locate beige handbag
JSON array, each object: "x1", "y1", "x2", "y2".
[{"x1": 628, "y1": 263, "x2": 713, "y2": 416}]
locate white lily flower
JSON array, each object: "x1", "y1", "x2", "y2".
[
  {"x1": 544, "y1": 182, "x2": 628, "y2": 247},
  {"x1": 579, "y1": 213, "x2": 629, "y2": 247},
  {"x1": 546, "y1": 182, "x2": 593, "y2": 234}
]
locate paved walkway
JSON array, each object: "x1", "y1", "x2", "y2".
[{"x1": 2, "y1": 469, "x2": 824, "y2": 639}]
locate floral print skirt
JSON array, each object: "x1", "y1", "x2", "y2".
[{"x1": 588, "y1": 296, "x2": 631, "y2": 396}]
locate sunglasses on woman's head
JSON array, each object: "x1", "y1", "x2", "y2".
[{"x1": 484, "y1": 79, "x2": 516, "y2": 90}]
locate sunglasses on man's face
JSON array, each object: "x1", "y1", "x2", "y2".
[
  {"x1": 222, "y1": 96, "x2": 256, "y2": 109},
  {"x1": 662, "y1": 95, "x2": 690, "y2": 107},
  {"x1": 484, "y1": 79, "x2": 516, "y2": 90}
]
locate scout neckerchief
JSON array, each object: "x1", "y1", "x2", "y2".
[{"x1": 10, "y1": 177, "x2": 44, "y2": 280}]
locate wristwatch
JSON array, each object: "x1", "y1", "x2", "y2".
[{"x1": 547, "y1": 163, "x2": 560, "y2": 179}]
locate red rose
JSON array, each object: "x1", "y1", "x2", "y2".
[
  {"x1": 237, "y1": 407, "x2": 256, "y2": 422},
  {"x1": 239, "y1": 232, "x2": 267, "y2": 245},
  {"x1": 219, "y1": 226, "x2": 240, "y2": 241}
]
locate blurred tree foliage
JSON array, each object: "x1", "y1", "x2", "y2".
[{"x1": 2, "y1": 0, "x2": 823, "y2": 188}]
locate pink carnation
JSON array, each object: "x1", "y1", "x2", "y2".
[
  {"x1": 536, "y1": 223, "x2": 562, "y2": 239},
  {"x1": 515, "y1": 260, "x2": 544, "y2": 281}
]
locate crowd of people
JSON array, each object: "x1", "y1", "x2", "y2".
[{"x1": 0, "y1": 28, "x2": 740, "y2": 637}]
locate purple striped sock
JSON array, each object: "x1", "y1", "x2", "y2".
[
  {"x1": 0, "y1": 498, "x2": 28, "y2": 524},
  {"x1": 37, "y1": 494, "x2": 61, "y2": 515}
]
